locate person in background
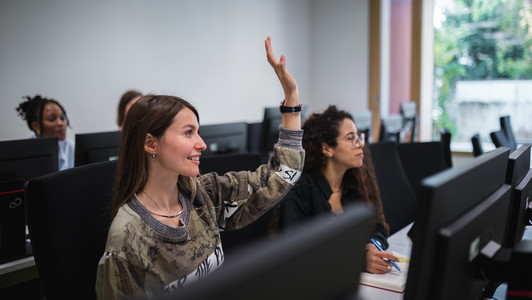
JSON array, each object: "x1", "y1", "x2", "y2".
[
  {"x1": 117, "y1": 89, "x2": 143, "y2": 130},
  {"x1": 95, "y1": 36, "x2": 304, "y2": 299},
  {"x1": 16, "y1": 95, "x2": 74, "y2": 171},
  {"x1": 277, "y1": 105, "x2": 399, "y2": 274}
]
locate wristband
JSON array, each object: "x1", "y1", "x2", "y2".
[{"x1": 279, "y1": 100, "x2": 302, "y2": 113}]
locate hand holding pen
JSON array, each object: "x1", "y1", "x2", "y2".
[{"x1": 367, "y1": 238, "x2": 401, "y2": 273}]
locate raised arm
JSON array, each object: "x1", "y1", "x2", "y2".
[{"x1": 265, "y1": 36, "x2": 301, "y2": 131}]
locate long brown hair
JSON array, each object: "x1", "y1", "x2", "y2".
[
  {"x1": 302, "y1": 105, "x2": 390, "y2": 233},
  {"x1": 111, "y1": 95, "x2": 200, "y2": 219}
]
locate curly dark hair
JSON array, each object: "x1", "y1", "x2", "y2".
[
  {"x1": 302, "y1": 105, "x2": 389, "y2": 233},
  {"x1": 16, "y1": 95, "x2": 70, "y2": 137}
]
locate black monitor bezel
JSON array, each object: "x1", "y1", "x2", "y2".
[
  {"x1": 404, "y1": 147, "x2": 510, "y2": 300},
  {"x1": 74, "y1": 131, "x2": 121, "y2": 167},
  {"x1": 435, "y1": 183, "x2": 512, "y2": 300},
  {"x1": 173, "y1": 203, "x2": 374, "y2": 300},
  {"x1": 199, "y1": 122, "x2": 248, "y2": 155},
  {"x1": 0, "y1": 137, "x2": 59, "y2": 183}
]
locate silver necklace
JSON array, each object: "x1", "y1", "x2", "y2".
[{"x1": 142, "y1": 191, "x2": 183, "y2": 219}]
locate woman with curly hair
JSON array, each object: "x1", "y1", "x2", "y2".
[
  {"x1": 16, "y1": 95, "x2": 74, "y2": 170},
  {"x1": 277, "y1": 105, "x2": 398, "y2": 274}
]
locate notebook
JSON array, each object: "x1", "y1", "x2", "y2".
[{"x1": 359, "y1": 252, "x2": 410, "y2": 293}]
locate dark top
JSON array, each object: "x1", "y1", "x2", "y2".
[{"x1": 277, "y1": 172, "x2": 389, "y2": 249}]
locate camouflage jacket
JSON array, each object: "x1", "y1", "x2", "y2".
[{"x1": 95, "y1": 128, "x2": 304, "y2": 299}]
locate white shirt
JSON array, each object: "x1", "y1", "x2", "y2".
[{"x1": 58, "y1": 139, "x2": 75, "y2": 170}]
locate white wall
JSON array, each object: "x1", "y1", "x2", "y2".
[
  {"x1": 0, "y1": 0, "x2": 369, "y2": 141},
  {"x1": 309, "y1": 0, "x2": 369, "y2": 114}
]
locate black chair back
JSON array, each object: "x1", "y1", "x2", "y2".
[
  {"x1": 25, "y1": 160, "x2": 117, "y2": 300},
  {"x1": 490, "y1": 129, "x2": 514, "y2": 152},
  {"x1": 500, "y1": 115, "x2": 517, "y2": 152},
  {"x1": 369, "y1": 142, "x2": 417, "y2": 235},
  {"x1": 471, "y1": 133, "x2": 484, "y2": 157},
  {"x1": 397, "y1": 141, "x2": 449, "y2": 203},
  {"x1": 440, "y1": 129, "x2": 453, "y2": 167}
]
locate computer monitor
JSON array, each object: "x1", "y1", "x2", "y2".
[
  {"x1": 400, "y1": 102, "x2": 417, "y2": 143},
  {"x1": 378, "y1": 114, "x2": 403, "y2": 143},
  {"x1": 434, "y1": 183, "x2": 512, "y2": 300},
  {"x1": 172, "y1": 202, "x2": 374, "y2": 300},
  {"x1": 0, "y1": 137, "x2": 58, "y2": 262},
  {"x1": 74, "y1": 131, "x2": 121, "y2": 167},
  {"x1": 258, "y1": 106, "x2": 308, "y2": 158},
  {"x1": 199, "y1": 122, "x2": 248, "y2": 155},
  {"x1": 352, "y1": 110, "x2": 372, "y2": 144},
  {"x1": 404, "y1": 147, "x2": 510, "y2": 300},
  {"x1": 0, "y1": 137, "x2": 59, "y2": 184},
  {"x1": 504, "y1": 144, "x2": 532, "y2": 248}
]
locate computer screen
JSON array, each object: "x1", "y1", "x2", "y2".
[
  {"x1": 404, "y1": 147, "x2": 510, "y2": 300},
  {"x1": 259, "y1": 106, "x2": 308, "y2": 158},
  {"x1": 172, "y1": 202, "x2": 374, "y2": 300},
  {"x1": 74, "y1": 131, "x2": 121, "y2": 167},
  {"x1": 199, "y1": 122, "x2": 248, "y2": 155},
  {"x1": 0, "y1": 137, "x2": 58, "y2": 262},
  {"x1": 504, "y1": 144, "x2": 532, "y2": 248},
  {"x1": 435, "y1": 183, "x2": 512, "y2": 300},
  {"x1": 0, "y1": 137, "x2": 59, "y2": 184},
  {"x1": 378, "y1": 114, "x2": 403, "y2": 143},
  {"x1": 352, "y1": 110, "x2": 372, "y2": 144}
]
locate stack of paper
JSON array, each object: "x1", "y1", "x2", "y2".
[{"x1": 359, "y1": 252, "x2": 409, "y2": 293}]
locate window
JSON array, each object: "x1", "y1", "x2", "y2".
[{"x1": 433, "y1": 0, "x2": 532, "y2": 151}]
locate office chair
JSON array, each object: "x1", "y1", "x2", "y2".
[
  {"x1": 440, "y1": 128, "x2": 453, "y2": 168},
  {"x1": 471, "y1": 133, "x2": 484, "y2": 157},
  {"x1": 490, "y1": 129, "x2": 514, "y2": 152},
  {"x1": 25, "y1": 160, "x2": 117, "y2": 300},
  {"x1": 397, "y1": 141, "x2": 449, "y2": 204},
  {"x1": 199, "y1": 152, "x2": 272, "y2": 261},
  {"x1": 500, "y1": 115, "x2": 517, "y2": 152},
  {"x1": 369, "y1": 141, "x2": 417, "y2": 235}
]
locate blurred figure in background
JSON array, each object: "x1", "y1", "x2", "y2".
[
  {"x1": 117, "y1": 89, "x2": 143, "y2": 130},
  {"x1": 16, "y1": 95, "x2": 74, "y2": 170}
]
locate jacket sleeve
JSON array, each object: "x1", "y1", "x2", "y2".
[
  {"x1": 370, "y1": 222, "x2": 390, "y2": 250},
  {"x1": 201, "y1": 128, "x2": 305, "y2": 231},
  {"x1": 96, "y1": 253, "x2": 145, "y2": 300}
]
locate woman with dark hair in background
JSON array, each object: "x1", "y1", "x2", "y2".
[
  {"x1": 95, "y1": 36, "x2": 305, "y2": 299},
  {"x1": 277, "y1": 105, "x2": 398, "y2": 274},
  {"x1": 16, "y1": 95, "x2": 74, "y2": 170},
  {"x1": 116, "y1": 89, "x2": 143, "y2": 130}
]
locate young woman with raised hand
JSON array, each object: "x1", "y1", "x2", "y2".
[{"x1": 95, "y1": 36, "x2": 304, "y2": 299}]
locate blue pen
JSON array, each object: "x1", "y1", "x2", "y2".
[{"x1": 370, "y1": 238, "x2": 401, "y2": 272}]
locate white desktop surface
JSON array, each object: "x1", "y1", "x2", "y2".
[
  {"x1": 358, "y1": 225, "x2": 532, "y2": 300},
  {"x1": 357, "y1": 223, "x2": 412, "y2": 300}
]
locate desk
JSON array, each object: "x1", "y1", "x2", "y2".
[
  {"x1": 357, "y1": 223, "x2": 413, "y2": 300},
  {"x1": 0, "y1": 256, "x2": 37, "y2": 289},
  {"x1": 358, "y1": 225, "x2": 532, "y2": 299}
]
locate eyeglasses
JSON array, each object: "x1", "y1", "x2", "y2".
[{"x1": 346, "y1": 132, "x2": 365, "y2": 148}]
